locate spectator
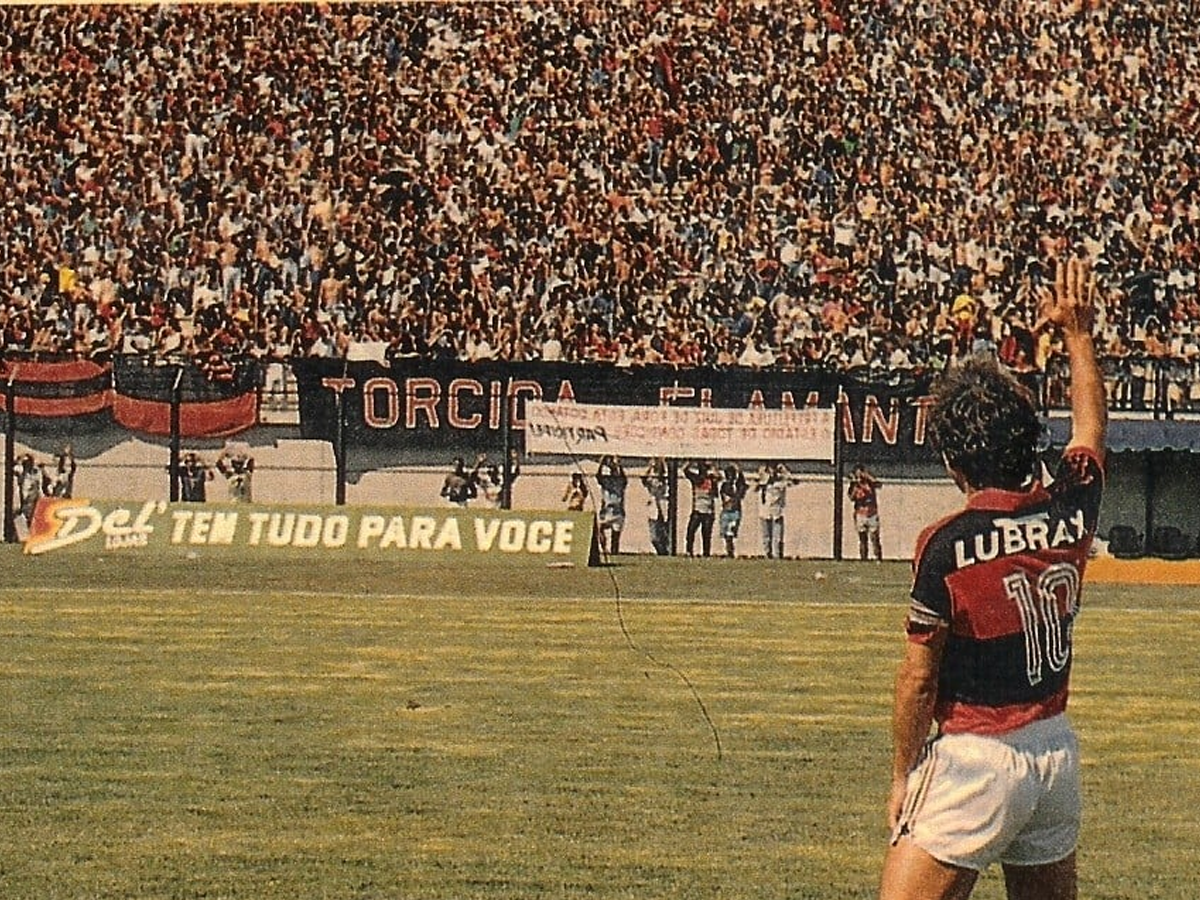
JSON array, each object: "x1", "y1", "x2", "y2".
[
  {"x1": 757, "y1": 462, "x2": 797, "y2": 560},
  {"x1": 43, "y1": 445, "x2": 77, "y2": 498},
  {"x1": 718, "y1": 462, "x2": 749, "y2": 558},
  {"x1": 683, "y1": 459, "x2": 720, "y2": 558},
  {"x1": 641, "y1": 457, "x2": 671, "y2": 556},
  {"x1": 563, "y1": 471, "x2": 589, "y2": 512},
  {"x1": 475, "y1": 450, "x2": 519, "y2": 509},
  {"x1": 216, "y1": 446, "x2": 255, "y2": 503},
  {"x1": 595, "y1": 454, "x2": 628, "y2": 556},
  {"x1": 179, "y1": 451, "x2": 214, "y2": 503},
  {"x1": 12, "y1": 453, "x2": 44, "y2": 536},
  {"x1": 849, "y1": 463, "x2": 884, "y2": 562},
  {"x1": 440, "y1": 456, "x2": 477, "y2": 508}
]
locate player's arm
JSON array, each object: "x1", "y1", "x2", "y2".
[
  {"x1": 887, "y1": 626, "x2": 946, "y2": 830},
  {"x1": 1042, "y1": 256, "x2": 1107, "y2": 462}
]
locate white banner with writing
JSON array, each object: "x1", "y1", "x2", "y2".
[{"x1": 524, "y1": 401, "x2": 835, "y2": 462}]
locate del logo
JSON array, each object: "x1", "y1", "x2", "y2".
[{"x1": 25, "y1": 499, "x2": 168, "y2": 556}]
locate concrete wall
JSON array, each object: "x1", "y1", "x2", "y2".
[
  {"x1": 348, "y1": 465, "x2": 964, "y2": 561},
  {"x1": 12, "y1": 435, "x2": 963, "y2": 560}
]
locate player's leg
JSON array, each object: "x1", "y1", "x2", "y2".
[
  {"x1": 1001, "y1": 852, "x2": 1076, "y2": 900},
  {"x1": 999, "y1": 717, "x2": 1080, "y2": 900},
  {"x1": 879, "y1": 838, "x2": 978, "y2": 900},
  {"x1": 882, "y1": 730, "x2": 1023, "y2": 900}
]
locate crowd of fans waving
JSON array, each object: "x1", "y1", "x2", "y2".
[{"x1": 2, "y1": 1, "x2": 1199, "y2": 394}]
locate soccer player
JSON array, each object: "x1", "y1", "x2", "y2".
[{"x1": 879, "y1": 255, "x2": 1106, "y2": 900}]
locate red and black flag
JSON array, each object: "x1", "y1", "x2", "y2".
[
  {"x1": 0, "y1": 357, "x2": 113, "y2": 418},
  {"x1": 112, "y1": 355, "x2": 261, "y2": 438}
]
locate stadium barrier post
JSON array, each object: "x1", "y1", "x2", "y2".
[
  {"x1": 4, "y1": 369, "x2": 16, "y2": 543},
  {"x1": 169, "y1": 366, "x2": 183, "y2": 503},
  {"x1": 667, "y1": 457, "x2": 679, "y2": 556},
  {"x1": 832, "y1": 395, "x2": 846, "y2": 561},
  {"x1": 334, "y1": 381, "x2": 347, "y2": 506},
  {"x1": 501, "y1": 377, "x2": 513, "y2": 510}
]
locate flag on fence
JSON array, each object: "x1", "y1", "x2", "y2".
[
  {"x1": 112, "y1": 355, "x2": 260, "y2": 438},
  {"x1": 0, "y1": 358, "x2": 113, "y2": 417}
]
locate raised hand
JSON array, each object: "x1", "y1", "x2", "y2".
[{"x1": 1038, "y1": 255, "x2": 1097, "y2": 336}]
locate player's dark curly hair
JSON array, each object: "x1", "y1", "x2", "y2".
[{"x1": 928, "y1": 354, "x2": 1041, "y2": 491}]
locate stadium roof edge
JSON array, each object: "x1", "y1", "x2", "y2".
[{"x1": 1046, "y1": 416, "x2": 1200, "y2": 452}]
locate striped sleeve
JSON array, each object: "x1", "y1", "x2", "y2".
[{"x1": 907, "y1": 522, "x2": 952, "y2": 641}]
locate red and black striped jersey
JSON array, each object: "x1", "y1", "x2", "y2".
[{"x1": 907, "y1": 448, "x2": 1104, "y2": 736}]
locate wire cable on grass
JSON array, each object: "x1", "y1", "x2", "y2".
[
  {"x1": 541, "y1": 405, "x2": 724, "y2": 762},
  {"x1": 606, "y1": 557, "x2": 723, "y2": 761}
]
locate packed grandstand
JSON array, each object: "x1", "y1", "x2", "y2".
[{"x1": 1, "y1": 2, "x2": 1198, "y2": 407}]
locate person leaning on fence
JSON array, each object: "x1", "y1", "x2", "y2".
[
  {"x1": 879, "y1": 255, "x2": 1107, "y2": 900},
  {"x1": 473, "y1": 454, "x2": 503, "y2": 509},
  {"x1": 641, "y1": 457, "x2": 671, "y2": 556},
  {"x1": 849, "y1": 463, "x2": 883, "y2": 561}
]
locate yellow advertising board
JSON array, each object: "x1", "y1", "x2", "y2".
[{"x1": 24, "y1": 498, "x2": 597, "y2": 566}]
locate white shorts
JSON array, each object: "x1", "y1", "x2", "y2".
[
  {"x1": 892, "y1": 714, "x2": 1080, "y2": 871},
  {"x1": 855, "y1": 512, "x2": 880, "y2": 534},
  {"x1": 599, "y1": 505, "x2": 625, "y2": 532}
]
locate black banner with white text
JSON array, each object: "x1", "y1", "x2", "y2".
[{"x1": 291, "y1": 359, "x2": 938, "y2": 467}]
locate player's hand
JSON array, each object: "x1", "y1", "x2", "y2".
[{"x1": 1037, "y1": 255, "x2": 1097, "y2": 337}]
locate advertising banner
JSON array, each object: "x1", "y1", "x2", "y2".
[
  {"x1": 524, "y1": 401, "x2": 835, "y2": 462},
  {"x1": 24, "y1": 498, "x2": 597, "y2": 566}
]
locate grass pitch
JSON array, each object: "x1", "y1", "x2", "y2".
[{"x1": 0, "y1": 550, "x2": 1196, "y2": 899}]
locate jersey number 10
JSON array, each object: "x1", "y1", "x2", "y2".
[{"x1": 1003, "y1": 563, "x2": 1081, "y2": 688}]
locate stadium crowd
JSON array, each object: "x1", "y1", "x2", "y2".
[{"x1": 1, "y1": 2, "x2": 1199, "y2": 393}]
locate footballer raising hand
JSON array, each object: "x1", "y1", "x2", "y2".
[{"x1": 1039, "y1": 253, "x2": 1107, "y2": 459}]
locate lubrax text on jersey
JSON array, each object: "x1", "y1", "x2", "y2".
[{"x1": 954, "y1": 509, "x2": 1088, "y2": 569}]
